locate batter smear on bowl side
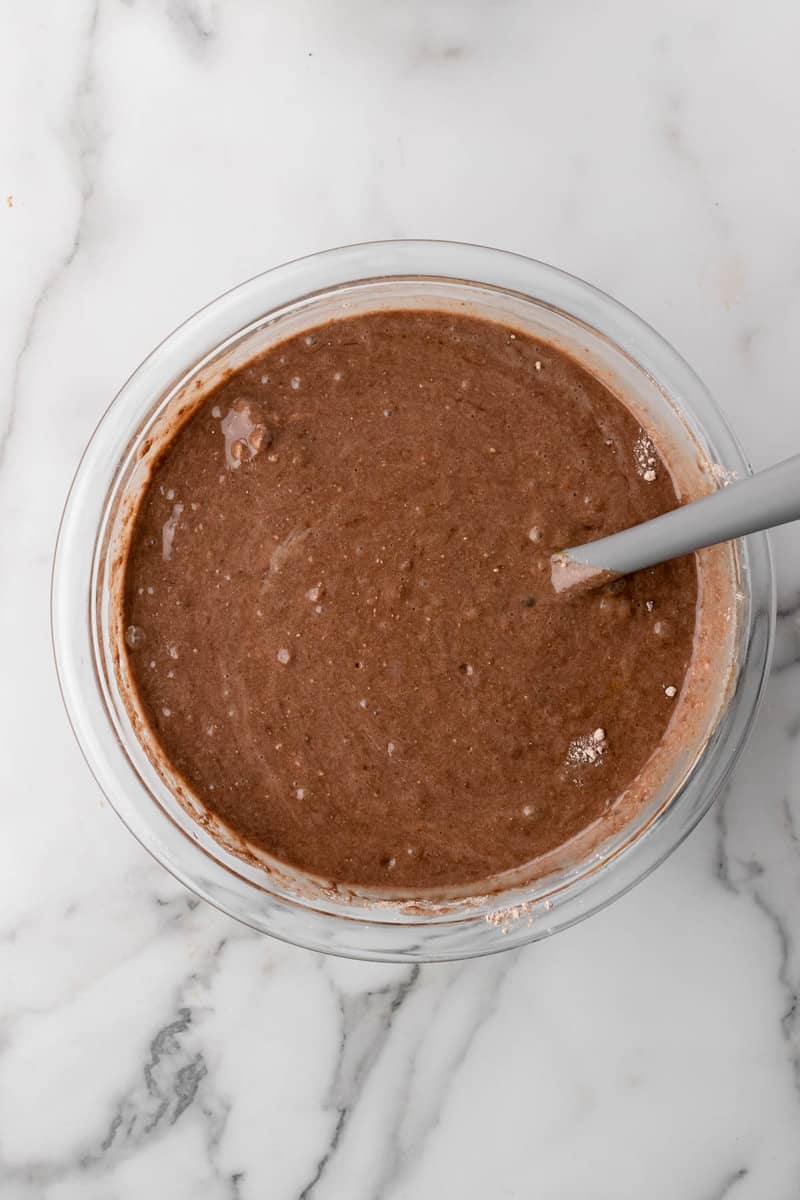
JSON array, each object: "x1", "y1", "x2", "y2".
[{"x1": 121, "y1": 310, "x2": 698, "y2": 890}]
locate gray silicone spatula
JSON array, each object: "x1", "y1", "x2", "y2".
[{"x1": 551, "y1": 452, "x2": 800, "y2": 593}]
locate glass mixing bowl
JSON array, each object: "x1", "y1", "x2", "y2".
[{"x1": 51, "y1": 241, "x2": 774, "y2": 961}]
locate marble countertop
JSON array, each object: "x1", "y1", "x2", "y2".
[{"x1": 3, "y1": 3, "x2": 800, "y2": 1197}]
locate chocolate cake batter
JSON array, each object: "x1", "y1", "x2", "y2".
[{"x1": 122, "y1": 310, "x2": 698, "y2": 890}]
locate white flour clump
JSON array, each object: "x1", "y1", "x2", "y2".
[
  {"x1": 566, "y1": 728, "x2": 608, "y2": 767},
  {"x1": 220, "y1": 400, "x2": 269, "y2": 470},
  {"x1": 162, "y1": 501, "x2": 184, "y2": 562},
  {"x1": 125, "y1": 625, "x2": 146, "y2": 650},
  {"x1": 710, "y1": 462, "x2": 739, "y2": 488},
  {"x1": 634, "y1": 432, "x2": 658, "y2": 483}
]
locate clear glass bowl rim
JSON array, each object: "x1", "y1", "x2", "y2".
[{"x1": 51, "y1": 239, "x2": 775, "y2": 961}]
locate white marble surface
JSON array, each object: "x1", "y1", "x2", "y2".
[{"x1": 3, "y1": 2, "x2": 800, "y2": 1196}]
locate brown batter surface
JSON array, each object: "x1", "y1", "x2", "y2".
[{"x1": 122, "y1": 310, "x2": 697, "y2": 890}]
